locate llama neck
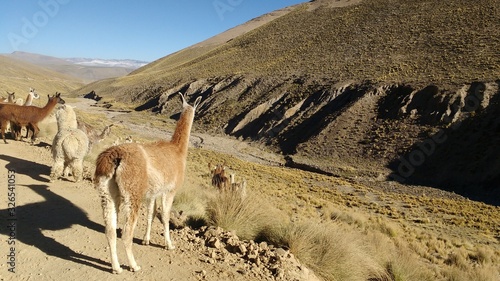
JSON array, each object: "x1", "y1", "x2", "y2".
[
  {"x1": 39, "y1": 98, "x2": 59, "y2": 119},
  {"x1": 25, "y1": 94, "x2": 33, "y2": 106},
  {"x1": 170, "y1": 107, "x2": 194, "y2": 154}
]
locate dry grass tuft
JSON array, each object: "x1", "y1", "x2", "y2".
[
  {"x1": 205, "y1": 189, "x2": 282, "y2": 241},
  {"x1": 262, "y1": 221, "x2": 389, "y2": 281}
]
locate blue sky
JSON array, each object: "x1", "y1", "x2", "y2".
[{"x1": 0, "y1": 0, "x2": 306, "y2": 62}]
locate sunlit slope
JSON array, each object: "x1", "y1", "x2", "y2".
[{"x1": 0, "y1": 55, "x2": 84, "y2": 97}]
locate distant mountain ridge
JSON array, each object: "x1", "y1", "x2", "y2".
[
  {"x1": 64, "y1": 57, "x2": 148, "y2": 69},
  {"x1": 4, "y1": 51, "x2": 148, "y2": 82}
]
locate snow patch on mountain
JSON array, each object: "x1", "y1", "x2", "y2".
[{"x1": 65, "y1": 58, "x2": 149, "y2": 69}]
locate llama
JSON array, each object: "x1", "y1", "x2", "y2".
[
  {"x1": 111, "y1": 135, "x2": 133, "y2": 146},
  {"x1": 2, "y1": 92, "x2": 16, "y2": 103},
  {"x1": 11, "y1": 88, "x2": 42, "y2": 139},
  {"x1": 50, "y1": 104, "x2": 89, "y2": 182},
  {"x1": 77, "y1": 120, "x2": 113, "y2": 150},
  {"x1": 24, "y1": 88, "x2": 40, "y2": 106},
  {"x1": 94, "y1": 93, "x2": 201, "y2": 274},
  {"x1": 1, "y1": 92, "x2": 17, "y2": 134},
  {"x1": 211, "y1": 163, "x2": 230, "y2": 190},
  {"x1": 0, "y1": 93, "x2": 65, "y2": 143},
  {"x1": 230, "y1": 173, "x2": 247, "y2": 197}
]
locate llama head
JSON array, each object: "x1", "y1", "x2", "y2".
[
  {"x1": 29, "y1": 88, "x2": 40, "y2": 99},
  {"x1": 6, "y1": 91, "x2": 15, "y2": 102},
  {"x1": 48, "y1": 92, "x2": 66, "y2": 105},
  {"x1": 98, "y1": 124, "x2": 113, "y2": 142},
  {"x1": 178, "y1": 92, "x2": 202, "y2": 111},
  {"x1": 55, "y1": 104, "x2": 78, "y2": 129}
]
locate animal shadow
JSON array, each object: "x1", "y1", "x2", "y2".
[
  {"x1": 0, "y1": 184, "x2": 109, "y2": 271},
  {"x1": 0, "y1": 154, "x2": 51, "y2": 182}
]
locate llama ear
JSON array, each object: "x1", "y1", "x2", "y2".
[
  {"x1": 193, "y1": 96, "x2": 202, "y2": 109},
  {"x1": 178, "y1": 92, "x2": 188, "y2": 107}
]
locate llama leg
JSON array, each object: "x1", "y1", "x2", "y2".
[
  {"x1": 71, "y1": 159, "x2": 84, "y2": 182},
  {"x1": 101, "y1": 192, "x2": 122, "y2": 274},
  {"x1": 25, "y1": 124, "x2": 34, "y2": 139},
  {"x1": 122, "y1": 205, "x2": 141, "y2": 272},
  {"x1": 161, "y1": 193, "x2": 176, "y2": 250},
  {"x1": 31, "y1": 124, "x2": 40, "y2": 143},
  {"x1": 142, "y1": 198, "x2": 156, "y2": 246},
  {"x1": 63, "y1": 162, "x2": 71, "y2": 177},
  {"x1": 50, "y1": 157, "x2": 65, "y2": 182},
  {"x1": 1, "y1": 121, "x2": 8, "y2": 144}
]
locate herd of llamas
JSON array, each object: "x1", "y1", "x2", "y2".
[{"x1": 0, "y1": 90, "x2": 248, "y2": 273}]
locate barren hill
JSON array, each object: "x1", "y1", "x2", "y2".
[
  {"x1": 73, "y1": 0, "x2": 500, "y2": 203},
  {"x1": 0, "y1": 55, "x2": 83, "y2": 98}
]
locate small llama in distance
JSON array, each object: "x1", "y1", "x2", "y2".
[{"x1": 94, "y1": 93, "x2": 201, "y2": 274}]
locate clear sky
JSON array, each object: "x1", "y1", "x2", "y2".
[{"x1": 0, "y1": 0, "x2": 306, "y2": 62}]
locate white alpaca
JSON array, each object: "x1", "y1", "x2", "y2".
[{"x1": 50, "y1": 104, "x2": 89, "y2": 182}]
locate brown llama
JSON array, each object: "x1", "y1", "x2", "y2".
[
  {"x1": 94, "y1": 93, "x2": 201, "y2": 274},
  {"x1": 11, "y1": 88, "x2": 42, "y2": 139},
  {"x1": 0, "y1": 93, "x2": 65, "y2": 143},
  {"x1": 211, "y1": 163, "x2": 230, "y2": 190}
]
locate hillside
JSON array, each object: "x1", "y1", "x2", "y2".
[
  {"x1": 73, "y1": 0, "x2": 500, "y2": 203},
  {"x1": 0, "y1": 55, "x2": 83, "y2": 99}
]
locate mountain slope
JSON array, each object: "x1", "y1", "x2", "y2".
[
  {"x1": 0, "y1": 55, "x2": 83, "y2": 98},
  {"x1": 74, "y1": 0, "x2": 500, "y2": 202}
]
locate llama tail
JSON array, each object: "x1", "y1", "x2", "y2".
[{"x1": 94, "y1": 146, "x2": 123, "y2": 183}]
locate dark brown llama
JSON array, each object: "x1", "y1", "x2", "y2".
[
  {"x1": 0, "y1": 93, "x2": 65, "y2": 143},
  {"x1": 211, "y1": 163, "x2": 230, "y2": 190}
]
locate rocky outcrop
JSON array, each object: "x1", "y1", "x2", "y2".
[
  {"x1": 134, "y1": 77, "x2": 500, "y2": 203},
  {"x1": 173, "y1": 225, "x2": 320, "y2": 281}
]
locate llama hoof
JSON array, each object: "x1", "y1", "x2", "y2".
[
  {"x1": 131, "y1": 265, "x2": 141, "y2": 272},
  {"x1": 142, "y1": 240, "x2": 150, "y2": 245},
  {"x1": 165, "y1": 244, "x2": 176, "y2": 250},
  {"x1": 112, "y1": 267, "x2": 123, "y2": 274}
]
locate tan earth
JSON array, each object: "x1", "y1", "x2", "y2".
[{"x1": 0, "y1": 99, "x2": 318, "y2": 281}]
